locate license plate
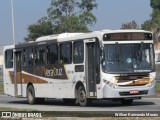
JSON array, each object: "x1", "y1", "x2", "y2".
[{"x1": 130, "y1": 90, "x2": 139, "y2": 94}]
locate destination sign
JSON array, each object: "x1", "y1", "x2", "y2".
[{"x1": 103, "y1": 33, "x2": 152, "y2": 41}]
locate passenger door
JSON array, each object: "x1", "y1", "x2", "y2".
[
  {"x1": 14, "y1": 51, "x2": 23, "y2": 97},
  {"x1": 85, "y1": 40, "x2": 97, "y2": 98}
]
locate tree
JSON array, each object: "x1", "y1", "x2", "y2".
[
  {"x1": 121, "y1": 20, "x2": 140, "y2": 29},
  {"x1": 25, "y1": 18, "x2": 54, "y2": 42},
  {"x1": 25, "y1": 0, "x2": 97, "y2": 42},
  {"x1": 47, "y1": 0, "x2": 97, "y2": 33},
  {"x1": 141, "y1": 0, "x2": 160, "y2": 45},
  {"x1": 142, "y1": 0, "x2": 160, "y2": 30},
  {"x1": 141, "y1": 20, "x2": 152, "y2": 31}
]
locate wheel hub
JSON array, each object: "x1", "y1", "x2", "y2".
[{"x1": 80, "y1": 90, "x2": 86, "y2": 102}]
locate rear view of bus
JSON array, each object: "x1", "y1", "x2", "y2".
[{"x1": 101, "y1": 30, "x2": 155, "y2": 105}]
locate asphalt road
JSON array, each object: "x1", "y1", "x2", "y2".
[{"x1": 0, "y1": 94, "x2": 160, "y2": 111}]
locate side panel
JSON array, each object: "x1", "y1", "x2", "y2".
[
  {"x1": 3, "y1": 47, "x2": 15, "y2": 96},
  {"x1": 3, "y1": 68, "x2": 15, "y2": 96},
  {"x1": 52, "y1": 64, "x2": 76, "y2": 98}
]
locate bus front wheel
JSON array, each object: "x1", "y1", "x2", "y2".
[
  {"x1": 27, "y1": 85, "x2": 36, "y2": 104},
  {"x1": 77, "y1": 86, "x2": 91, "y2": 106}
]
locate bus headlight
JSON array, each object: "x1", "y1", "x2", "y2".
[{"x1": 148, "y1": 80, "x2": 156, "y2": 87}]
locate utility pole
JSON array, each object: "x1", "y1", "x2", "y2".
[
  {"x1": 11, "y1": 0, "x2": 17, "y2": 97},
  {"x1": 11, "y1": 0, "x2": 15, "y2": 45}
]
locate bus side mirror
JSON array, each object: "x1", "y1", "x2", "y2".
[
  {"x1": 101, "y1": 58, "x2": 105, "y2": 64},
  {"x1": 100, "y1": 47, "x2": 105, "y2": 63},
  {"x1": 156, "y1": 60, "x2": 160, "y2": 62}
]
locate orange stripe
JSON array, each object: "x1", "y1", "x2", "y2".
[
  {"x1": 127, "y1": 77, "x2": 150, "y2": 86},
  {"x1": 9, "y1": 71, "x2": 48, "y2": 84}
]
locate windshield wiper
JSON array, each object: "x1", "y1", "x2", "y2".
[
  {"x1": 135, "y1": 42, "x2": 143, "y2": 62},
  {"x1": 115, "y1": 42, "x2": 120, "y2": 62},
  {"x1": 139, "y1": 42, "x2": 144, "y2": 61}
]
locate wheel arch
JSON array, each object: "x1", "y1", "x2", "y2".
[
  {"x1": 26, "y1": 82, "x2": 35, "y2": 95},
  {"x1": 27, "y1": 82, "x2": 34, "y2": 89},
  {"x1": 75, "y1": 81, "x2": 85, "y2": 98}
]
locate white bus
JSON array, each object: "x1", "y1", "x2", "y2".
[
  {"x1": 155, "y1": 49, "x2": 160, "y2": 75},
  {"x1": 3, "y1": 30, "x2": 156, "y2": 106}
]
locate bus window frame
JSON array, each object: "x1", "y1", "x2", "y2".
[
  {"x1": 5, "y1": 49, "x2": 13, "y2": 69},
  {"x1": 34, "y1": 45, "x2": 46, "y2": 66},
  {"x1": 59, "y1": 42, "x2": 72, "y2": 64},
  {"x1": 46, "y1": 43, "x2": 58, "y2": 65},
  {"x1": 73, "y1": 40, "x2": 84, "y2": 64},
  {"x1": 23, "y1": 47, "x2": 34, "y2": 67}
]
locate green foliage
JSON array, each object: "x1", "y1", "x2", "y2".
[
  {"x1": 151, "y1": 9, "x2": 160, "y2": 27},
  {"x1": 142, "y1": 0, "x2": 160, "y2": 30},
  {"x1": 0, "y1": 83, "x2": 3, "y2": 93},
  {"x1": 25, "y1": 18, "x2": 54, "y2": 41},
  {"x1": 47, "y1": 0, "x2": 97, "y2": 33},
  {"x1": 121, "y1": 20, "x2": 140, "y2": 29},
  {"x1": 151, "y1": 0, "x2": 160, "y2": 10},
  {"x1": 53, "y1": 15, "x2": 89, "y2": 33},
  {"x1": 25, "y1": 0, "x2": 97, "y2": 42},
  {"x1": 141, "y1": 0, "x2": 160, "y2": 45},
  {"x1": 141, "y1": 20, "x2": 152, "y2": 30}
]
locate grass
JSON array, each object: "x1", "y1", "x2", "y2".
[
  {"x1": 155, "y1": 82, "x2": 160, "y2": 97},
  {"x1": 0, "y1": 107, "x2": 32, "y2": 111},
  {"x1": 156, "y1": 82, "x2": 160, "y2": 91},
  {"x1": 0, "y1": 83, "x2": 3, "y2": 93},
  {"x1": 94, "y1": 118, "x2": 160, "y2": 120},
  {"x1": 43, "y1": 118, "x2": 160, "y2": 120},
  {"x1": 0, "y1": 71, "x2": 2, "y2": 80},
  {"x1": 96, "y1": 118, "x2": 160, "y2": 120}
]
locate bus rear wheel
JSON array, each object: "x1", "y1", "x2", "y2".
[
  {"x1": 77, "y1": 86, "x2": 91, "y2": 106},
  {"x1": 120, "y1": 99, "x2": 133, "y2": 105},
  {"x1": 27, "y1": 85, "x2": 36, "y2": 104}
]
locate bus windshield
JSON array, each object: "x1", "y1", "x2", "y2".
[{"x1": 102, "y1": 43, "x2": 155, "y2": 74}]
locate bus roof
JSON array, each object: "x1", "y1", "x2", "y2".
[
  {"x1": 36, "y1": 33, "x2": 84, "y2": 42},
  {"x1": 35, "y1": 29, "x2": 152, "y2": 42},
  {"x1": 3, "y1": 29, "x2": 152, "y2": 49}
]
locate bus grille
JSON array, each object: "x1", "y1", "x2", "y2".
[
  {"x1": 119, "y1": 90, "x2": 148, "y2": 96},
  {"x1": 116, "y1": 74, "x2": 149, "y2": 83},
  {"x1": 118, "y1": 84, "x2": 147, "y2": 87}
]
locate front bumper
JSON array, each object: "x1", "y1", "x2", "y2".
[{"x1": 103, "y1": 83, "x2": 156, "y2": 98}]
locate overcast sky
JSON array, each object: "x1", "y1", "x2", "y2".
[{"x1": 0, "y1": 0, "x2": 152, "y2": 45}]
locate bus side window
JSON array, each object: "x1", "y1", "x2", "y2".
[
  {"x1": 23, "y1": 49, "x2": 26, "y2": 66},
  {"x1": 35, "y1": 46, "x2": 45, "y2": 66},
  {"x1": 24, "y1": 48, "x2": 34, "y2": 67},
  {"x1": 5, "y1": 50, "x2": 13, "y2": 68},
  {"x1": 46, "y1": 44, "x2": 58, "y2": 64},
  {"x1": 73, "y1": 41, "x2": 84, "y2": 63},
  {"x1": 60, "y1": 42, "x2": 72, "y2": 64}
]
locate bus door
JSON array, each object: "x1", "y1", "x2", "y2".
[
  {"x1": 14, "y1": 51, "x2": 23, "y2": 97},
  {"x1": 85, "y1": 39, "x2": 97, "y2": 98}
]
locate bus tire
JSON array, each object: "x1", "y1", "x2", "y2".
[
  {"x1": 120, "y1": 99, "x2": 133, "y2": 105},
  {"x1": 27, "y1": 85, "x2": 36, "y2": 104},
  {"x1": 77, "y1": 86, "x2": 90, "y2": 106}
]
